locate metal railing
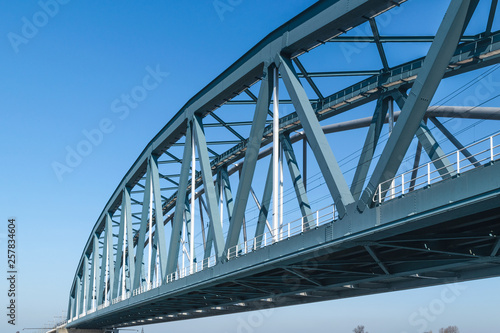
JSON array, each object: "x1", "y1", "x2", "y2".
[
  {"x1": 374, "y1": 133, "x2": 499, "y2": 204},
  {"x1": 226, "y1": 204, "x2": 337, "y2": 260},
  {"x1": 108, "y1": 204, "x2": 338, "y2": 308},
  {"x1": 74, "y1": 133, "x2": 499, "y2": 317}
]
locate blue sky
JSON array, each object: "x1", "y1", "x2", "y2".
[{"x1": 1, "y1": 1, "x2": 500, "y2": 333}]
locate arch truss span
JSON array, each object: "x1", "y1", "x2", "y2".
[{"x1": 65, "y1": 0, "x2": 500, "y2": 329}]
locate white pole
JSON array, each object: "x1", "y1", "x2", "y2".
[
  {"x1": 122, "y1": 218, "x2": 126, "y2": 298},
  {"x1": 389, "y1": 98, "x2": 395, "y2": 199},
  {"x1": 220, "y1": 174, "x2": 224, "y2": 228},
  {"x1": 491, "y1": 136, "x2": 494, "y2": 162},
  {"x1": 182, "y1": 215, "x2": 186, "y2": 277},
  {"x1": 190, "y1": 129, "x2": 196, "y2": 274},
  {"x1": 273, "y1": 66, "x2": 279, "y2": 243},
  {"x1": 148, "y1": 178, "x2": 153, "y2": 287},
  {"x1": 93, "y1": 264, "x2": 96, "y2": 310},
  {"x1": 83, "y1": 269, "x2": 87, "y2": 315},
  {"x1": 104, "y1": 247, "x2": 109, "y2": 306},
  {"x1": 156, "y1": 251, "x2": 159, "y2": 286},
  {"x1": 279, "y1": 144, "x2": 284, "y2": 241}
]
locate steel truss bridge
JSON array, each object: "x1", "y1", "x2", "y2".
[{"x1": 63, "y1": 0, "x2": 500, "y2": 330}]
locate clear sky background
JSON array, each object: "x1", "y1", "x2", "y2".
[{"x1": 1, "y1": 1, "x2": 500, "y2": 333}]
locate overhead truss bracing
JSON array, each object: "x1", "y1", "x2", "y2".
[{"x1": 66, "y1": 0, "x2": 500, "y2": 329}]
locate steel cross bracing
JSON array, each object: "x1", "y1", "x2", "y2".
[{"x1": 64, "y1": 0, "x2": 500, "y2": 329}]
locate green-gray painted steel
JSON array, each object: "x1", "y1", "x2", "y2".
[
  {"x1": 194, "y1": 115, "x2": 225, "y2": 259},
  {"x1": 358, "y1": 0, "x2": 473, "y2": 211},
  {"x1": 166, "y1": 122, "x2": 193, "y2": 275},
  {"x1": 393, "y1": 91, "x2": 456, "y2": 180},
  {"x1": 82, "y1": 255, "x2": 89, "y2": 313},
  {"x1": 281, "y1": 134, "x2": 313, "y2": 229},
  {"x1": 255, "y1": 156, "x2": 274, "y2": 246},
  {"x1": 133, "y1": 163, "x2": 152, "y2": 290},
  {"x1": 225, "y1": 67, "x2": 273, "y2": 252},
  {"x1": 351, "y1": 96, "x2": 389, "y2": 201},
  {"x1": 150, "y1": 155, "x2": 168, "y2": 281},
  {"x1": 279, "y1": 54, "x2": 354, "y2": 218},
  {"x1": 429, "y1": 117, "x2": 480, "y2": 167}
]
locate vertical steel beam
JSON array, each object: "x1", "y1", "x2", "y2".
[
  {"x1": 104, "y1": 213, "x2": 115, "y2": 303},
  {"x1": 225, "y1": 66, "x2": 273, "y2": 252},
  {"x1": 220, "y1": 166, "x2": 234, "y2": 221},
  {"x1": 166, "y1": 122, "x2": 193, "y2": 275},
  {"x1": 76, "y1": 275, "x2": 83, "y2": 316},
  {"x1": 279, "y1": 54, "x2": 354, "y2": 218},
  {"x1": 67, "y1": 294, "x2": 72, "y2": 321},
  {"x1": 82, "y1": 255, "x2": 89, "y2": 314},
  {"x1": 123, "y1": 187, "x2": 135, "y2": 293},
  {"x1": 281, "y1": 134, "x2": 313, "y2": 229},
  {"x1": 183, "y1": 198, "x2": 195, "y2": 270},
  {"x1": 273, "y1": 66, "x2": 280, "y2": 242},
  {"x1": 133, "y1": 161, "x2": 152, "y2": 289},
  {"x1": 194, "y1": 115, "x2": 225, "y2": 258},
  {"x1": 112, "y1": 191, "x2": 127, "y2": 298},
  {"x1": 91, "y1": 234, "x2": 99, "y2": 310},
  {"x1": 69, "y1": 292, "x2": 74, "y2": 319},
  {"x1": 97, "y1": 227, "x2": 107, "y2": 305},
  {"x1": 239, "y1": 169, "x2": 248, "y2": 243},
  {"x1": 203, "y1": 201, "x2": 214, "y2": 260},
  {"x1": 87, "y1": 234, "x2": 98, "y2": 311},
  {"x1": 150, "y1": 155, "x2": 168, "y2": 281},
  {"x1": 303, "y1": 138, "x2": 307, "y2": 192},
  {"x1": 255, "y1": 156, "x2": 274, "y2": 247},
  {"x1": 106, "y1": 213, "x2": 115, "y2": 298},
  {"x1": 358, "y1": 0, "x2": 473, "y2": 211},
  {"x1": 190, "y1": 131, "x2": 196, "y2": 273},
  {"x1": 149, "y1": 230, "x2": 158, "y2": 284},
  {"x1": 199, "y1": 199, "x2": 206, "y2": 251},
  {"x1": 351, "y1": 97, "x2": 389, "y2": 200},
  {"x1": 200, "y1": 195, "x2": 215, "y2": 261}
]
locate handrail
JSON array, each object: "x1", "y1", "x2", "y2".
[
  {"x1": 79, "y1": 132, "x2": 499, "y2": 315},
  {"x1": 374, "y1": 133, "x2": 499, "y2": 204},
  {"x1": 96, "y1": 203, "x2": 337, "y2": 310}
]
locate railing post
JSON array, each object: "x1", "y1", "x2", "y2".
[
  {"x1": 401, "y1": 174, "x2": 405, "y2": 195},
  {"x1": 301, "y1": 216, "x2": 304, "y2": 233},
  {"x1": 333, "y1": 205, "x2": 335, "y2": 220},
  {"x1": 264, "y1": 233, "x2": 267, "y2": 246},
  {"x1": 316, "y1": 210, "x2": 319, "y2": 227},
  {"x1": 491, "y1": 136, "x2": 494, "y2": 162},
  {"x1": 427, "y1": 163, "x2": 431, "y2": 185},
  {"x1": 288, "y1": 223, "x2": 290, "y2": 238},
  {"x1": 457, "y1": 150, "x2": 460, "y2": 173},
  {"x1": 378, "y1": 183, "x2": 382, "y2": 204}
]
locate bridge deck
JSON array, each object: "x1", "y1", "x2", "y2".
[{"x1": 69, "y1": 160, "x2": 500, "y2": 329}]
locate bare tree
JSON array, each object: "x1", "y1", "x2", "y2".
[
  {"x1": 439, "y1": 326, "x2": 459, "y2": 333},
  {"x1": 353, "y1": 325, "x2": 368, "y2": 333}
]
